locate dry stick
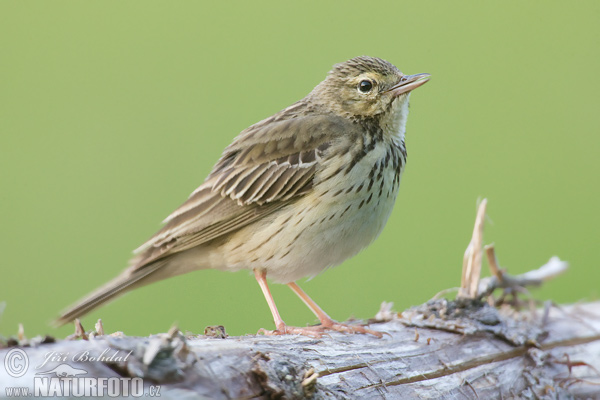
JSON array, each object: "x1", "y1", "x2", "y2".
[
  {"x1": 432, "y1": 199, "x2": 567, "y2": 303},
  {"x1": 477, "y1": 256, "x2": 568, "y2": 298},
  {"x1": 460, "y1": 198, "x2": 488, "y2": 298},
  {"x1": 17, "y1": 324, "x2": 25, "y2": 342},
  {"x1": 95, "y1": 319, "x2": 105, "y2": 336},
  {"x1": 484, "y1": 244, "x2": 503, "y2": 306},
  {"x1": 484, "y1": 244, "x2": 504, "y2": 283},
  {"x1": 462, "y1": 207, "x2": 568, "y2": 299}
]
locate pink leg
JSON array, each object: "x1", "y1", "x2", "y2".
[
  {"x1": 286, "y1": 282, "x2": 332, "y2": 322},
  {"x1": 287, "y1": 282, "x2": 383, "y2": 338},
  {"x1": 254, "y1": 269, "x2": 285, "y2": 330},
  {"x1": 254, "y1": 269, "x2": 323, "y2": 337}
]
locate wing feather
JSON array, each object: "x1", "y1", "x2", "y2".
[
  {"x1": 229, "y1": 163, "x2": 271, "y2": 200},
  {"x1": 162, "y1": 186, "x2": 214, "y2": 223},
  {"x1": 131, "y1": 114, "x2": 352, "y2": 270}
]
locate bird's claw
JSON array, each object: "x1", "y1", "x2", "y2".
[
  {"x1": 323, "y1": 322, "x2": 384, "y2": 338},
  {"x1": 258, "y1": 325, "x2": 324, "y2": 338},
  {"x1": 258, "y1": 321, "x2": 383, "y2": 338}
]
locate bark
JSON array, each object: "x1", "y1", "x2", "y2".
[
  {"x1": 2, "y1": 201, "x2": 594, "y2": 399},
  {"x1": 2, "y1": 301, "x2": 600, "y2": 399}
]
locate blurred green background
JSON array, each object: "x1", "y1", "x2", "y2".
[{"x1": 1, "y1": 1, "x2": 598, "y2": 339}]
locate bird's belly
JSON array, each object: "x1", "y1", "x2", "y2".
[
  {"x1": 220, "y1": 160, "x2": 402, "y2": 283},
  {"x1": 294, "y1": 185, "x2": 400, "y2": 278}
]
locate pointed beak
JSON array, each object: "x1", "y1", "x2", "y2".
[{"x1": 387, "y1": 73, "x2": 431, "y2": 97}]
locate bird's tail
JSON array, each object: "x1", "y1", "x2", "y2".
[{"x1": 54, "y1": 261, "x2": 167, "y2": 327}]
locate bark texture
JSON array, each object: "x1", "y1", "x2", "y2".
[{"x1": 2, "y1": 301, "x2": 600, "y2": 399}]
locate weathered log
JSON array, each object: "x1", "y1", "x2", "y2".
[
  {"x1": 1, "y1": 301, "x2": 600, "y2": 399},
  {"x1": 4, "y1": 200, "x2": 594, "y2": 399}
]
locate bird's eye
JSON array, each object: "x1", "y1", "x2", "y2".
[{"x1": 358, "y1": 80, "x2": 373, "y2": 93}]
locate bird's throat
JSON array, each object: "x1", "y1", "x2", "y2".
[{"x1": 381, "y1": 94, "x2": 410, "y2": 141}]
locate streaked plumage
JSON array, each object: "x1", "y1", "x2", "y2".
[{"x1": 57, "y1": 56, "x2": 430, "y2": 335}]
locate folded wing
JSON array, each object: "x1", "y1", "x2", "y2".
[{"x1": 130, "y1": 114, "x2": 349, "y2": 270}]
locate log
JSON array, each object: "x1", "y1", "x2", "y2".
[
  {"x1": 3, "y1": 200, "x2": 596, "y2": 399},
  {"x1": 1, "y1": 301, "x2": 600, "y2": 399}
]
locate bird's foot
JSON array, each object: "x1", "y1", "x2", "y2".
[
  {"x1": 258, "y1": 321, "x2": 383, "y2": 338},
  {"x1": 320, "y1": 320, "x2": 384, "y2": 338},
  {"x1": 258, "y1": 324, "x2": 325, "y2": 338}
]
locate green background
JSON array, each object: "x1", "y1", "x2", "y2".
[{"x1": 1, "y1": 1, "x2": 598, "y2": 339}]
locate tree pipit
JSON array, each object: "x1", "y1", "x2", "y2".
[{"x1": 57, "y1": 56, "x2": 430, "y2": 337}]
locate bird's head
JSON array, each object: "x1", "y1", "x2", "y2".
[{"x1": 310, "y1": 56, "x2": 430, "y2": 121}]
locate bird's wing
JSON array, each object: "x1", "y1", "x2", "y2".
[{"x1": 130, "y1": 114, "x2": 349, "y2": 270}]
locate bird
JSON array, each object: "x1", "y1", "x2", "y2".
[{"x1": 57, "y1": 56, "x2": 430, "y2": 337}]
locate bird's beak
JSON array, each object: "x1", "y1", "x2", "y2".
[{"x1": 387, "y1": 73, "x2": 431, "y2": 96}]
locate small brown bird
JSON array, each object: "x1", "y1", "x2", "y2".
[{"x1": 57, "y1": 56, "x2": 430, "y2": 336}]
